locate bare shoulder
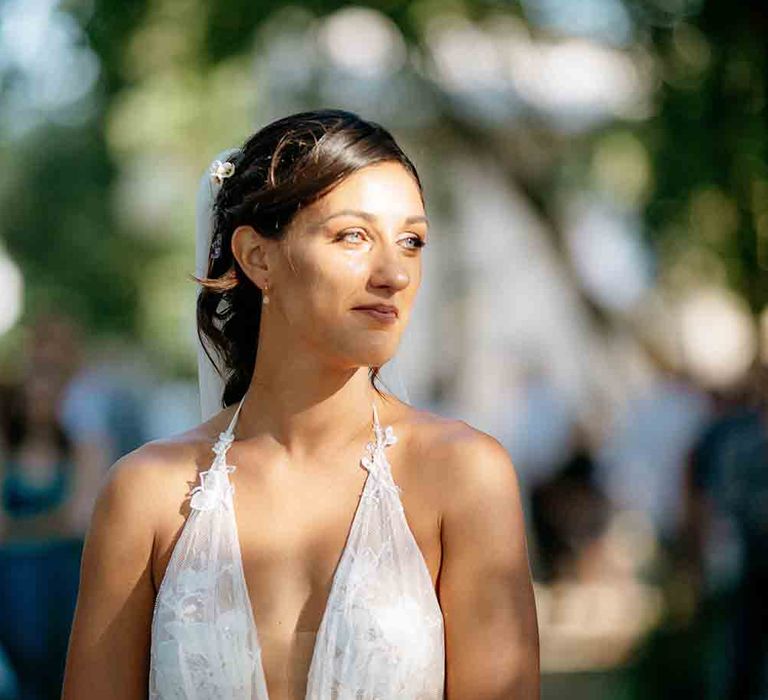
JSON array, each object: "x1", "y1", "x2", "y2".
[
  {"x1": 391, "y1": 401, "x2": 518, "y2": 520},
  {"x1": 104, "y1": 414, "x2": 201, "y2": 481},
  {"x1": 398, "y1": 410, "x2": 539, "y2": 696},
  {"x1": 61, "y1": 426, "x2": 221, "y2": 699},
  {"x1": 94, "y1": 419, "x2": 222, "y2": 537},
  {"x1": 99, "y1": 438, "x2": 190, "y2": 513}
]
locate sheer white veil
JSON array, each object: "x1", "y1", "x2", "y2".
[
  {"x1": 195, "y1": 147, "x2": 240, "y2": 422},
  {"x1": 194, "y1": 148, "x2": 412, "y2": 423}
]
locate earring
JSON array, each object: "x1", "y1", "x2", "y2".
[{"x1": 262, "y1": 283, "x2": 270, "y2": 305}]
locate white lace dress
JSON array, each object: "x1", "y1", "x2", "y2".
[{"x1": 148, "y1": 397, "x2": 445, "y2": 699}]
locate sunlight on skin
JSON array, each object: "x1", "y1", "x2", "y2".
[{"x1": 230, "y1": 162, "x2": 430, "y2": 424}]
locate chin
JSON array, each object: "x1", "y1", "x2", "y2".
[
  {"x1": 329, "y1": 331, "x2": 402, "y2": 369},
  {"x1": 347, "y1": 346, "x2": 399, "y2": 370},
  {"x1": 356, "y1": 351, "x2": 396, "y2": 369}
]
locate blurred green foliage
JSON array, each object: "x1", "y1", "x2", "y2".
[
  {"x1": 0, "y1": 0, "x2": 765, "y2": 367},
  {"x1": 640, "y1": 1, "x2": 768, "y2": 312}
]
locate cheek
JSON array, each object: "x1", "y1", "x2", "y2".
[{"x1": 282, "y1": 248, "x2": 368, "y2": 314}]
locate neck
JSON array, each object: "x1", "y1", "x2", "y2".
[{"x1": 234, "y1": 362, "x2": 385, "y2": 461}]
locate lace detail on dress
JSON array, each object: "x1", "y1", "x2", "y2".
[
  {"x1": 305, "y1": 411, "x2": 444, "y2": 700},
  {"x1": 149, "y1": 397, "x2": 445, "y2": 700},
  {"x1": 149, "y1": 405, "x2": 268, "y2": 699}
]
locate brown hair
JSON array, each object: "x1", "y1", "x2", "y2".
[{"x1": 192, "y1": 109, "x2": 424, "y2": 409}]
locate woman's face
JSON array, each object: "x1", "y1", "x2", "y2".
[{"x1": 234, "y1": 161, "x2": 428, "y2": 370}]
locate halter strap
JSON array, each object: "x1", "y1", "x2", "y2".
[
  {"x1": 223, "y1": 395, "x2": 246, "y2": 439},
  {"x1": 199, "y1": 395, "x2": 398, "y2": 509}
]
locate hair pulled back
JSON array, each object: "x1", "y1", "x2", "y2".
[{"x1": 193, "y1": 109, "x2": 424, "y2": 409}]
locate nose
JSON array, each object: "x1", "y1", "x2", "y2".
[{"x1": 369, "y1": 243, "x2": 411, "y2": 292}]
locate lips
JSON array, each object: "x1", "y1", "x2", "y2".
[
  {"x1": 353, "y1": 305, "x2": 399, "y2": 323},
  {"x1": 353, "y1": 304, "x2": 398, "y2": 317}
]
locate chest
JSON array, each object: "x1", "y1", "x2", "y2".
[{"x1": 151, "y1": 445, "x2": 442, "y2": 697}]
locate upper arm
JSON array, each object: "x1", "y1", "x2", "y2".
[
  {"x1": 62, "y1": 445, "x2": 167, "y2": 699},
  {"x1": 437, "y1": 428, "x2": 540, "y2": 699}
]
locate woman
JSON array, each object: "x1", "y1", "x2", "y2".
[
  {"x1": 0, "y1": 372, "x2": 84, "y2": 699},
  {"x1": 62, "y1": 109, "x2": 539, "y2": 699}
]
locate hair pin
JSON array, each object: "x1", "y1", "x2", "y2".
[{"x1": 210, "y1": 159, "x2": 235, "y2": 185}]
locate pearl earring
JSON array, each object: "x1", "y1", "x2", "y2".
[{"x1": 262, "y1": 283, "x2": 270, "y2": 305}]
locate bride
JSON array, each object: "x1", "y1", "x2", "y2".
[{"x1": 61, "y1": 108, "x2": 539, "y2": 699}]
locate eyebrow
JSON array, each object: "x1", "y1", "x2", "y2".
[{"x1": 315, "y1": 209, "x2": 430, "y2": 227}]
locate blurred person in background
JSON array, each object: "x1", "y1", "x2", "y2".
[
  {"x1": 531, "y1": 422, "x2": 664, "y2": 697},
  {"x1": 15, "y1": 311, "x2": 115, "y2": 536},
  {"x1": 0, "y1": 372, "x2": 84, "y2": 700},
  {"x1": 594, "y1": 340, "x2": 713, "y2": 560},
  {"x1": 0, "y1": 309, "x2": 141, "y2": 699},
  {"x1": 530, "y1": 432, "x2": 612, "y2": 585},
  {"x1": 590, "y1": 348, "x2": 715, "y2": 697},
  {"x1": 683, "y1": 360, "x2": 768, "y2": 699},
  {"x1": 55, "y1": 334, "x2": 151, "y2": 533}
]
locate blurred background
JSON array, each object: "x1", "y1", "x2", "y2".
[{"x1": 0, "y1": 0, "x2": 766, "y2": 697}]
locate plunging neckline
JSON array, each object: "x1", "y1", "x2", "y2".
[{"x1": 209, "y1": 395, "x2": 400, "y2": 699}]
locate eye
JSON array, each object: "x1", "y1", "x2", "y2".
[
  {"x1": 402, "y1": 235, "x2": 427, "y2": 250},
  {"x1": 336, "y1": 229, "x2": 366, "y2": 243},
  {"x1": 335, "y1": 229, "x2": 427, "y2": 250}
]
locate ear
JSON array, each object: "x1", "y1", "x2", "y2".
[{"x1": 231, "y1": 225, "x2": 271, "y2": 288}]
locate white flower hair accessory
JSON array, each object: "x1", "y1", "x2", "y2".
[{"x1": 210, "y1": 159, "x2": 235, "y2": 185}]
